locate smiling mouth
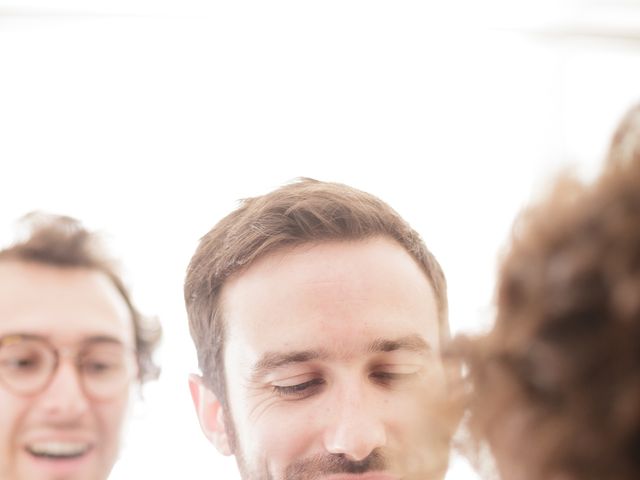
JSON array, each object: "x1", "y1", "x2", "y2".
[{"x1": 26, "y1": 442, "x2": 91, "y2": 459}]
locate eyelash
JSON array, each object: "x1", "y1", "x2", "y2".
[
  {"x1": 370, "y1": 371, "x2": 401, "y2": 383},
  {"x1": 371, "y1": 371, "x2": 421, "y2": 388},
  {"x1": 272, "y1": 371, "x2": 417, "y2": 398},
  {"x1": 272, "y1": 378, "x2": 325, "y2": 398}
]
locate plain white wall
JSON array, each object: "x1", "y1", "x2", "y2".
[{"x1": 1, "y1": 2, "x2": 639, "y2": 478}]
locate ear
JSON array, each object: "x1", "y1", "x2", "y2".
[{"x1": 188, "y1": 374, "x2": 233, "y2": 456}]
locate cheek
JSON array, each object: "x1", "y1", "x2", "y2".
[
  {"x1": 0, "y1": 389, "x2": 29, "y2": 440},
  {"x1": 0, "y1": 390, "x2": 31, "y2": 475},
  {"x1": 387, "y1": 382, "x2": 451, "y2": 441},
  {"x1": 237, "y1": 400, "x2": 318, "y2": 471},
  {"x1": 94, "y1": 392, "x2": 131, "y2": 454}
]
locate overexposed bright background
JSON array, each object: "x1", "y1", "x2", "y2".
[{"x1": 1, "y1": 1, "x2": 639, "y2": 478}]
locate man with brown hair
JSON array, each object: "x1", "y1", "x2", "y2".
[
  {"x1": 185, "y1": 178, "x2": 457, "y2": 480},
  {"x1": 0, "y1": 212, "x2": 161, "y2": 480}
]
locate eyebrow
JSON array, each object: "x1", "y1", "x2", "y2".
[
  {"x1": 0, "y1": 333, "x2": 126, "y2": 347},
  {"x1": 250, "y1": 334, "x2": 431, "y2": 381},
  {"x1": 367, "y1": 334, "x2": 431, "y2": 354},
  {"x1": 251, "y1": 349, "x2": 328, "y2": 381},
  {"x1": 81, "y1": 335, "x2": 125, "y2": 346}
]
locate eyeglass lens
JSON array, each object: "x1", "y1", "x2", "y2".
[{"x1": 0, "y1": 336, "x2": 135, "y2": 399}]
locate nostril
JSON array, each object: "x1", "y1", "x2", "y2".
[{"x1": 323, "y1": 413, "x2": 387, "y2": 461}]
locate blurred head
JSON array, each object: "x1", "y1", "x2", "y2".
[
  {"x1": 0, "y1": 213, "x2": 161, "y2": 480},
  {"x1": 606, "y1": 102, "x2": 640, "y2": 172},
  {"x1": 459, "y1": 105, "x2": 640, "y2": 480},
  {"x1": 186, "y1": 178, "x2": 455, "y2": 479}
]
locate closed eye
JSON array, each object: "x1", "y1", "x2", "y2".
[
  {"x1": 370, "y1": 368, "x2": 421, "y2": 386},
  {"x1": 272, "y1": 378, "x2": 325, "y2": 399}
]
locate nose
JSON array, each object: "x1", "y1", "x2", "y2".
[
  {"x1": 39, "y1": 359, "x2": 90, "y2": 420},
  {"x1": 322, "y1": 382, "x2": 387, "y2": 461}
]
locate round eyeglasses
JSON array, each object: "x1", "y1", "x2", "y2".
[{"x1": 0, "y1": 334, "x2": 138, "y2": 400}]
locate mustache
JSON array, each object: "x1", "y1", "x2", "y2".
[{"x1": 284, "y1": 450, "x2": 387, "y2": 480}]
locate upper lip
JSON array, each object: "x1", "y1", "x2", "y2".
[{"x1": 22, "y1": 432, "x2": 96, "y2": 449}]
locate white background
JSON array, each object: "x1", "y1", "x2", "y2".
[{"x1": 1, "y1": 1, "x2": 639, "y2": 478}]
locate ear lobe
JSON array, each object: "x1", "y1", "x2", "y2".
[{"x1": 188, "y1": 374, "x2": 233, "y2": 456}]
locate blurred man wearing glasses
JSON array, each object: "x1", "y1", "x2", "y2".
[{"x1": 0, "y1": 213, "x2": 161, "y2": 480}]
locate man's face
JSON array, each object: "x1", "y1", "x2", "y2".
[
  {"x1": 0, "y1": 261, "x2": 136, "y2": 480},
  {"x1": 203, "y1": 237, "x2": 452, "y2": 480}
]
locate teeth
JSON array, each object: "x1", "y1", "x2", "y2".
[{"x1": 28, "y1": 442, "x2": 90, "y2": 458}]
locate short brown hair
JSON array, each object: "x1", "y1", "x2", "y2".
[
  {"x1": 185, "y1": 178, "x2": 447, "y2": 405},
  {"x1": 459, "y1": 106, "x2": 640, "y2": 479},
  {"x1": 0, "y1": 212, "x2": 161, "y2": 383}
]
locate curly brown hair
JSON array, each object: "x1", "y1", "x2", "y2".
[
  {"x1": 0, "y1": 212, "x2": 161, "y2": 383},
  {"x1": 458, "y1": 105, "x2": 640, "y2": 480}
]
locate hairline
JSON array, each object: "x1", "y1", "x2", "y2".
[{"x1": 217, "y1": 234, "x2": 448, "y2": 332}]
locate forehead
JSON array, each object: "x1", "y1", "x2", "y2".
[
  {"x1": 0, "y1": 260, "x2": 134, "y2": 346},
  {"x1": 221, "y1": 237, "x2": 440, "y2": 366}
]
